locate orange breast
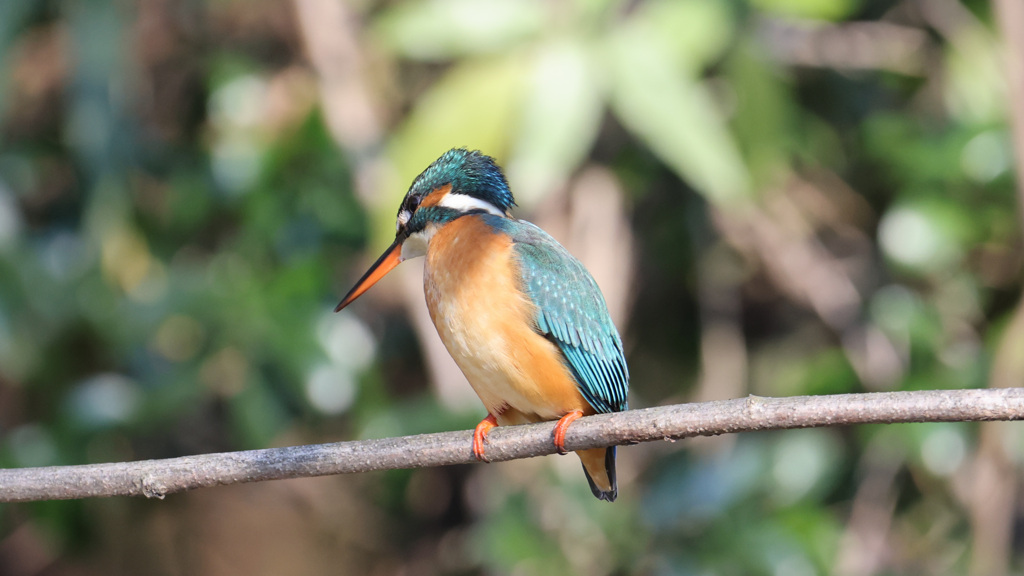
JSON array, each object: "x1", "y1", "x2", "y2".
[{"x1": 423, "y1": 216, "x2": 593, "y2": 425}]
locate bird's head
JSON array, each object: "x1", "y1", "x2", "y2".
[{"x1": 335, "y1": 148, "x2": 515, "y2": 311}]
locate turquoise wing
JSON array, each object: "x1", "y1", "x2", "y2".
[{"x1": 500, "y1": 218, "x2": 629, "y2": 414}]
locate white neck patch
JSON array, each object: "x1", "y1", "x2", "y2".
[
  {"x1": 437, "y1": 193, "x2": 504, "y2": 217},
  {"x1": 397, "y1": 193, "x2": 505, "y2": 261}
]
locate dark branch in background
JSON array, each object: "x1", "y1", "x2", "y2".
[
  {"x1": 970, "y1": 3, "x2": 1024, "y2": 575},
  {"x1": 2, "y1": 388, "x2": 1022, "y2": 503}
]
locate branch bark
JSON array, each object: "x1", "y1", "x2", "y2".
[{"x1": 2, "y1": 388, "x2": 1022, "y2": 503}]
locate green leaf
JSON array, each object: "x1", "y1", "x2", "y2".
[
  {"x1": 374, "y1": 0, "x2": 544, "y2": 61},
  {"x1": 507, "y1": 39, "x2": 604, "y2": 207},
  {"x1": 944, "y1": 23, "x2": 1005, "y2": 125},
  {"x1": 724, "y1": 42, "x2": 797, "y2": 187},
  {"x1": 628, "y1": 0, "x2": 736, "y2": 72},
  {"x1": 608, "y1": 22, "x2": 751, "y2": 205},
  {"x1": 751, "y1": 0, "x2": 858, "y2": 21}
]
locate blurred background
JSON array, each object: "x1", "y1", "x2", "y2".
[{"x1": 1, "y1": 0, "x2": 1022, "y2": 574}]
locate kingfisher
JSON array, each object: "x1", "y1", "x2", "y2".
[{"x1": 335, "y1": 148, "x2": 629, "y2": 501}]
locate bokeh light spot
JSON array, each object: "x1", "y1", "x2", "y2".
[
  {"x1": 199, "y1": 347, "x2": 249, "y2": 397},
  {"x1": 921, "y1": 426, "x2": 966, "y2": 476},
  {"x1": 961, "y1": 130, "x2": 1010, "y2": 183},
  {"x1": 67, "y1": 373, "x2": 141, "y2": 428},
  {"x1": 7, "y1": 424, "x2": 58, "y2": 468},
  {"x1": 306, "y1": 364, "x2": 356, "y2": 415},
  {"x1": 771, "y1": 430, "x2": 840, "y2": 504},
  {"x1": 878, "y1": 206, "x2": 959, "y2": 272},
  {"x1": 319, "y1": 311, "x2": 377, "y2": 372},
  {"x1": 153, "y1": 315, "x2": 205, "y2": 362}
]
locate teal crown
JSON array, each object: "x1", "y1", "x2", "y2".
[{"x1": 409, "y1": 148, "x2": 516, "y2": 213}]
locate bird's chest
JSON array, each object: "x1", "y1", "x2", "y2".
[
  {"x1": 422, "y1": 220, "x2": 537, "y2": 413},
  {"x1": 421, "y1": 217, "x2": 589, "y2": 423},
  {"x1": 424, "y1": 223, "x2": 522, "y2": 364}
]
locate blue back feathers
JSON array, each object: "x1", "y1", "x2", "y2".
[
  {"x1": 485, "y1": 216, "x2": 629, "y2": 414},
  {"x1": 409, "y1": 149, "x2": 515, "y2": 214}
]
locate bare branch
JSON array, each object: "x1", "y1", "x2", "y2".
[{"x1": 2, "y1": 389, "x2": 1022, "y2": 503}]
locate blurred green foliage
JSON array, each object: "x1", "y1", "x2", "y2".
[{"x1": 0, "y1": 0, "x2": 1021, "y2": 575}]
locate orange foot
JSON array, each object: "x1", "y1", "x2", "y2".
[
  {"x1": 553, "y1": 410, "x2": 584, "y2": 455},
  {"x1": 473, "y1": 414, "x2": 498, "y2": 462}
]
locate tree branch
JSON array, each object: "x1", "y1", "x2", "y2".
[{"x1": 2, "y1": 388, "x2": 1022, "y2": 503}]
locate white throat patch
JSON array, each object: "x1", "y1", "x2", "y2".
[{"x1": 401, "y1": 224, "x2": 437, "y2": 261}]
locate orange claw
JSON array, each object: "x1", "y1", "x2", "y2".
[
  {"x1": 473, "y1": 414, "x2": 498, "y2": 462},
  {"x1": 553, "y1": 410, "x2": 584, "y2": 455}
]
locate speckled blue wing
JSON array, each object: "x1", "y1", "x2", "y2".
[{"x1": 503, "y1": 219, "x2": 629, "y2": 414}]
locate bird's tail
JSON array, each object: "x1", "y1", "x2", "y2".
[{"x1": 577, "y1": 447, "x2": 617, "y2": 502}]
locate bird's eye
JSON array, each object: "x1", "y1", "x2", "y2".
[{"x1": 408, "y1": 195, "x2": 421, "y2": 211}]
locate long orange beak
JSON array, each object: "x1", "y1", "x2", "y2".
[{"x1": 335, "y1": 240, "x2": 403, "y2": 312}]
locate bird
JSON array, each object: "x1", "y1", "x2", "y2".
[{"x1": 335, "y1": 148, "x2": 628, "y2": 501}]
